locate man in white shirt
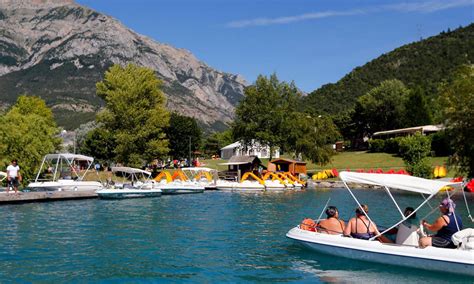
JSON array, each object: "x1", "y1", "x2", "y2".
[{"x1": 6, "y1": 159, "x2": 21, "y2": 194}]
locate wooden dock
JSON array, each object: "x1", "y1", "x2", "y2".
[{"x1": 0, "y1": 190, "x2": 98, "y2": 204}]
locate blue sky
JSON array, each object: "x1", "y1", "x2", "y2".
[{"x1": 76, "y1": 0, "x2": 473, "y2": 92}]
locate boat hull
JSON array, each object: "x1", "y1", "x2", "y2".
[
  {"x1": 156, "y1": 184, "x2": 205, "y2": 195},
  {"x1": 97, "y1": 189, "x2": 162, "y2": 199},
  {"x1": 27, "y1": 180, "x2": 103, "y2": 192},
  {"x1": 286, "y1": 227, "x2": 474, "y2": 276}
]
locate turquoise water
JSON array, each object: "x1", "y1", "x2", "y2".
[{"x1": 0, "y1": 188, "x2": 472, "y2": 283}]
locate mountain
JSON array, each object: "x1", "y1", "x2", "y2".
[
  {"x1": 0, "y1": 0, "x2": 246, "y2": 131},
  {"x1": 303, "y1": 24, "x2": 474, "y2": 115}
]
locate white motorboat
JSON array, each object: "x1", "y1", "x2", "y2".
[
  {"x1": 27, "y1": 153, "x2": 102, "y2": 192},
  {"x1": 215, "y1": 179, "x2": 236, "y2": 191},
  {"x1": 214, "y1": 172, "x2": 265, "y2": 192},
  {"x1": 182, "y1": 167, "x2": 219, "y2": 190},
  {"x1": 286, "y1": 172, "x2": 474, "y2": 276},
  {"x1": 233, "y1": 180, "x2": 265, "y2": 192},
  {"x1": 96, "y1": 167, "x2": 162, "y2": 199},
  {"x1": 154, "y1": 180, "x2": 205, "y2": 194},
  {"x1": 262, "y1": 172, "x2": 286, "y2": 191},
  {"x1": 153, "y1": 170, "x2": 204, "y2": 194}
]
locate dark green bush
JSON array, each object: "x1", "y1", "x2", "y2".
[
  {"x1": 369, "y1": 139, "x2": 385, "y2": 152},
  {"x1": 399, "y1": 133, "x2": 432, "y2": 178},
  {"x1": 384, "y1": 137, "x2": 402, "y2": 154}
]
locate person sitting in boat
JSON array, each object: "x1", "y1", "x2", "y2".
[
  {"x1": 343, "y1": 204, "x2": 391, "y2": 242},
  {"x1": 317, "y1": 206, "x2": 346, "y2": 235},
  {"x1": 395, "y1": 207, "x2": 420, "y2": 246},
  {"x1": 420, "y1": 198, "x2": 463, "y2": 249}
]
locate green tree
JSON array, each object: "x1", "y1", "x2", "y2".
[
  {"x1": 202, "y1": 129, "x2": 233, "y2": 158},
  {"x1": 96, "y1": 64, "x2": 170, "y2": 167},
  {"x1": 166, "y1": 112, "x2": 202, "y2": 160},
  {"x1": 283, "y1": 113, "x2": 339, "y2": 164},
  {"x1": 441, "y1": 65, "x2": 474, "y2": 177},
  {"x1": 80, "y1": 127, "x2": 116, "y2": 164},
  {"x1": 403, "y1": 87, "x2": 432, "y2": 127},
  {"x1": 354, "y1": 79, "x2": 409, "y2": 137},
  {"x1": 398, "y1": 133, "x2": 432, "y2": 178},
  {"x1": 0, "y1": 96, "x2": 61, "y2": 183},
  {"x1": 232, "y1": 74, "x2": 300, "y2": 159}
]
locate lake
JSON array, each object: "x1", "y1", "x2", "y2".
[{"x1": 0, "y1": 188, "x2": 472, "y2": 283}]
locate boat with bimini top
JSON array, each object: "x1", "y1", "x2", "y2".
[
  {"x1": 27, "y1": 153, "x2": 103, "y2": 192},
  {"x1": 286, "y1": 172, "x2": 474, "y2": 276},
  {"x1": 96, "y1": 167, "x2": 162, "y2": 199}
]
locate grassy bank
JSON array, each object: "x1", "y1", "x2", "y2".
[
  {"x1": 200, "y1": 151, "x2": 451, "y2": 175},
  {"x1": 79, "y1": 151, "x2": 451, "y2": 182}
]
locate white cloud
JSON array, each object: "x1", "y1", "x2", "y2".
[
  {"x1": 227, "y1": 10, "x2": 365, "y2": 28},
  {"x1": 226, "y1": 0, "x2": 473, "y2": 28},
  {"x1": 386, "y1": 0, "x2": 473, "y2": 13}
]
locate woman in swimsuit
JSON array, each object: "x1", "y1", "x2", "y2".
[
  {"x1": 343, "y1": 204, "x2": 391, "y2": 242},
  {"x1": 318, "y1": 206, "x2": 346, "y2": 235},
  {"x1": 419, "y1": 198, "x2": 463, "y2": 248}
]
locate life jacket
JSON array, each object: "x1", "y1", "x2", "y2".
[{"x1": 301, "y1": 218, "x2": 317, "y2": 232}]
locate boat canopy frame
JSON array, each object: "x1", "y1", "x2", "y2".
[
  {"x1": 339, "y1": 172, "x2": 465, "y2": 241},
  {"x1": 34, "y1": 153, "x2": 95, "y2": 182}
]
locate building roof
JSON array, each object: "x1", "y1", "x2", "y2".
[
  {"x1": 270, "y1": 158, "x2": 307, "y2": 165},
  {"x1": 373, "y1": 124, "x2": 444, "y2": 137},
  {"x1": 219, "y1": 155, "x2": 262, "y2": 166},
  {"x1": 220, "y1": 141, "x2": 241, "y2": 150}
]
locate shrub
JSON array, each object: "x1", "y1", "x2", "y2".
[
  {"x1": 398, "y1": 133, "x2": 432, "y2": 178},
  {"x1": 369, "y1": 139, "x2": 385, "y2": 152},
  {"x1": 384, "y1": 137, "x2": 402, "y2": 154}
]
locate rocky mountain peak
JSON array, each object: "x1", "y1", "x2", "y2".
[
  {"x1": 0, "y1": 0, "x2": 75, "y2": 9},
  {"x1": 0, "y1": 0, "x2": 246, "y2": 131}
]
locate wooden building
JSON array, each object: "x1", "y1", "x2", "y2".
[
  {"x1": 218, "y1": 155, "x2": 264, "y2": 181},
  {"x1": 267, "y1": 158, "x2": 307, "y2": 176}
]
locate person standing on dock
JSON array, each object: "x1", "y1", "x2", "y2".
[{"x1": 6, "y1": 159, "x2": 21, "y2": 194}]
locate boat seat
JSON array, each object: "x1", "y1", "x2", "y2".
[
  {"x1": 396, "y1": 223, "x2": 419, "y2": 246},
  {"x1": 452, "y1": 228, "x2": 474, "y2": 250}
]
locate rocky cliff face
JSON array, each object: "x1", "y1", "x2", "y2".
[{"x1": 0, "y1": 0, "x2": 246, "y2": 130}]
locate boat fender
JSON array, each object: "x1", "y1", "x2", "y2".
[
  {"x1": 300, "y1": 218, "x2": 316, "y2": 232},
  {"x1": 452, "y1": 228, "x2": 474, "y2": 250}
]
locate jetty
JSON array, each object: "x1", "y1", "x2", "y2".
[{"x1": 0, "y1": 190, "x2": 98, "y2": 205}]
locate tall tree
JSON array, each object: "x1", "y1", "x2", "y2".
[
  {"x1": 166, "y1": 112, "x2": 202, "y2": 160},
  {"x1": 80, "y1": 127, "x2": 116, "y2": 164},
  {"x1": 403, "y1": 87, "x2": 432, "y2": 127},
  {"x1": 96, "y1": 64, "x2": 169, "y2": 167},
  {"x1": 283, "y1": 112, "x2": 339, "y2": 164},
  {"x1": 232, "y1": 74, "x2": 299, "y2": 159},
  {"x1": 0, "y1": 96, "x2": 61, "y2": 182},
  {"x1": 354, "y1": 79, "x2": 409, "y2": 137},
  {"x1": 441, "y1": 65, "x2": 474, "y2": 177},
  {"x1": 202, "y1": 129, "x2": 233, "y2": 158}
]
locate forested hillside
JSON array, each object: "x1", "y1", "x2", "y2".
[{"x1": 303, "y1": 24, "x2": 474, "y2": 115}]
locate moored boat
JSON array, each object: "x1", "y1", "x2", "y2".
[
  {"x1": 153, "y1": 170, "x2": 204, "y2": 194},
  {"x1": 96, "y1": 167, "x2": 162, "y2": 199},
  {"x1": 27, "y1": 153, "x2": 102, "y2": 192}
]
